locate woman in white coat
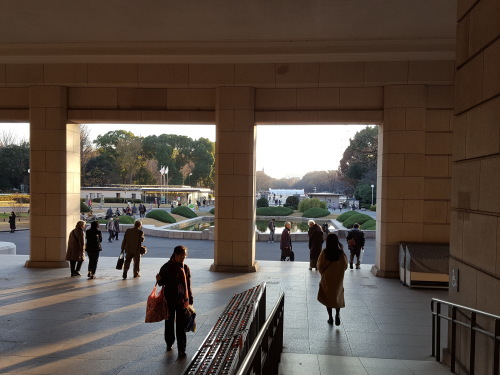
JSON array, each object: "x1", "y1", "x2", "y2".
[{"x1": 317, "y1": 233, "x2": 348, "y2": 325}]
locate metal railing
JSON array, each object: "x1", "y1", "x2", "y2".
[
  {"x1": 431, "y1": 298, "x2": 500, "y2": 375},
  {"x1": 236, "y1": 292, "x2": 285, "y2": 375}
]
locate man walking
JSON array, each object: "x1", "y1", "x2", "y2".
[
  {"x1": 106, "y1": 217, "x2": 114, "y2": 242},
  {"x1": 268, "y1": 219, "x2": 276, "y2": 243},
  {"x1": 113, "y1": 217, "x2": 120, "y2": 240},
  {"x1": 121, "y1": 220, "x2": 145, "y2": 279},
  {"x1": 280, "y1": 222, "x2": 294, "y2": 261},
  {"x1": 346, "y1": 223, "x2": 365, "y2": 269},
  {"x1": 308, "y1": 220, "x2": 323, "y2": 270}
]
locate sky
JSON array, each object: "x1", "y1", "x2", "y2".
[{"x1": 0, "y1": 123, "x2": 372, "y2": 179}]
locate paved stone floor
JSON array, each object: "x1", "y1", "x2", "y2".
[{"x1": 0, "y1": 255, "x2": 450, "y2": 374}]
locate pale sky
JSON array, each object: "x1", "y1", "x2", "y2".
[{"x1": 0, "y1": 123, "x2": 372, "y2": 179}]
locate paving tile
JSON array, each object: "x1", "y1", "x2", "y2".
[{"x1": 309, "y1": 340, "x2": 352, "y2": 356}]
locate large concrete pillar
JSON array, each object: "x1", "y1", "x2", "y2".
[
  {"x1": 373, "y1": 84, "x2": 453, "y2": 277},
  {"x1": 211, "y1": 87, "x2": 258, "y2": 272},
  {"x1": 25, "y1": 86, "x2": 80, "y2": 268}
]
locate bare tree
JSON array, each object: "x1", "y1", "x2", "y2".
[
  {"x1": 0, "y1": 128, "x2": 22, "y2": 146},
  {"x1": 80, "y1": 124, "x2": 94, "y2": 174}
]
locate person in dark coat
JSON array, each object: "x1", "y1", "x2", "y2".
[
  {"x1": 113, "y1": 217, "x2": 120, "y2": 240},
  {"x1": 66, "y1": 221, "x2": 86, "y2": 277},
  {"x1": 85, "y1": 220, "x2": 102, "y2": 279},
  {"x1": 346, "y1": 223, "x2": 366, "y2": 269},
  {"x1": 8, "y1": 211, "x2": 16, "y2": 233},
  {"x1": 317, "y1": 233, "x2": 348, "y2": 326},
  {"x1": 308, "y1": 220, "x2": 324, "y2": 270},
  {"x1": 121, "y1": 220, "x2": 145, "y2": 279},
  {"x1": 280, "y1": 222, "x2": 294, "y2": 261},
  {"x1": 156, "y1": 245, "x2": 193, "y2": 358}
]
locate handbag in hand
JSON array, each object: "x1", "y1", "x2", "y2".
[
  {"x1": 140, "y1": 245, "x2": 147, "y2": 255},
  {"x1": 116, "y1": 250, "x2": 125, "y2": 270},
  {"x1": 184, "y1": 305, "x2": 197, "y2": 332},
  {"x1": 145, "y1": 283, "x2": 169, "y2": 323}
]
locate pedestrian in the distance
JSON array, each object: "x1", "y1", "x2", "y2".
[
  {"x1": 308, "y1": 220, "x2": 323, "y2": 270},
  {"x1": 156, "y1": 245, "x2": 193, "y2": 358},
  {"x1": 8, "y1": 211, "x2": 16, "y2": 233},
  {"x1": 317, "y1": 233, "x2": 348, "y2": 326},
  {"x1": 280, "y1": 222, "x2": 294, "y2": 261},
  {"x1": 106, "y1": 217, "x2": 114, "y2": 242},
  {"x1": 346, "y1": 223, "x2": 366, "y2": 269},
  {"x1": 113, "y1": 217, "x2": 120, "y2": 240},
  {"x1": 85, "y1": 220, "x2": 102, "y2": 279},
  {"x1": 121, "y1": 220, "x2": 145, "y2": 279},
  {"x1": 267, "y1": 218, "x2": 276, "y2": 243},
  {"x1": 66, "y1": 221, "x2": 86, "y2": 277}
]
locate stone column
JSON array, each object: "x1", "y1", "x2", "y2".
[
  {"x1": 373, "y1": 85, "x2": 453, "y2": 277},
  {"x1": 25, "y1": 86, "x2": 80, "y2": 268},
  {"x1": 211, "y1": 87, "x2": 258, "y2": 272}
]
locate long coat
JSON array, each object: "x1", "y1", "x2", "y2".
[
  {"x1": 66, "y1": 227, "x2": 85, "y2": 261},
  {"x1": 317, "y1": 250, "x2": 348, "y2": 309},
  {"x1": 308, "y1": 224, "x2": 323, "y2": 268},
  {"x1": 121, "y1": 227, "x2": 144, "y2": 255},
  {"x1": 85, "y1": 227, "x2": 102, "y2": 252}
]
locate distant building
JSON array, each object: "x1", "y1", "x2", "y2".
[{"x1": 81, "y1": 186, "x2": 212, "y2": 205}]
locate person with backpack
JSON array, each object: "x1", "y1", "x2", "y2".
[
  {"x1": 267, "y1": 219, "x2": 276, "y2": 243},
  {"x1": 346, "y1": 223, "x2": 365, "y2": 269}
]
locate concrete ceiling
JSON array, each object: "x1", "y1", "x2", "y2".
[{"x1": 0, "y1": 0, "x2": 457, "y2": 63}]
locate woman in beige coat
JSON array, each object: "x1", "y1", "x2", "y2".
[
  {"x1": 66, "y1": 220, "x2": 86, "y2": 277},
  {"x1": 317, "y1": 233, "x2": 348, "y2": 326}
]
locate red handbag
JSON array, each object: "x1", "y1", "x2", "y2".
[{"x1": 145, "y1": 283, "x2": 169, "y2": 323}]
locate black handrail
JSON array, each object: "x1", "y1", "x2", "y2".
[
  {"x1": 236, "y1": 292, "x2": 285, "y2": 375},
  {"x1": 431, "y1": 298, "x2": 500, "y2": 375}
]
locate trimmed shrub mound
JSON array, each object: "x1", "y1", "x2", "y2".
[
  {"x1": 302, "y1": 207, "x2": 330, "y2": 218},
  {"x1": 342, "y1": 213, "x2": 373, "y2": 229},
  {"x1": 117, "y1": 215, "x2": 135, "y2": 224},
  {"x1": 256, "y1": 207, "x2": 293, "y2": 216},
  {"x1": 361, "y1": 219, "x2": 376, "y2": 230},
  {"x1": 172, "y1": 206, "x2": 198, "y2": 219},
  {"x1": 146, "y1": 209, "x2": 176, "y2": 223},
  {"x1": 80, "y1": 201, "x2": 90, "y2": 213},
  {"x1": 370, "y1": 205, "x2": 376, "y2": 211},
  {"x1": 209, "y1": 208, "x2": 215, "y2": 215},
  {"x1": 257, "y1": 197, "x2": 269, "y2": 208},
  {"x1": 298, "y1": 198, "x2": 326, "y2": 212},
  {"x1": 337, "y1": 211, "x2": 359, "y2": 222}
]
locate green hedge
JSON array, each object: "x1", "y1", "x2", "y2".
[
  {"x1": 172, "y1": 206, "x2": 198, "y2": 218},
  {"x1": 370, "y1": 205, "x2": 377, "y2": 211},
  {"x1": 117, "y1": 215, "x2": 136, "y2": 224},
  {"x1": 80, "y1": 201, "x2": 90, "y2": 213},
  {"x1": 256, "y1": 197, "x2": 269, "y2": 208},
  {"x1": 302, "y1": 207, "x2": 330, "y2": 218},
  {"x1": 361, "y1": 219, "x2": 376, "y2": 230},
  {"x1": 298, "y1": 198, "x2": 326, "y2": 212},
  {"x1": 336, "y1": 211, "x2": 359, "y2": 222},
  {"x1": 103, "y1": 197, "x2": 143, "y2": 203},
  {"x1": 256, "y1": 207, "x2": 293, "y2": 216},
  {"x1": 342, "y1": 213, "x2": 373, "y2": 229},
  {"x1": 145, "y1": 210, "x2": 176, "y2": 223},
  {"x1": 209, "y1": 208, "x2": 215, "y2": 215}
]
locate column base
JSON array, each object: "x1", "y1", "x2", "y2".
[
  {"x1": 25, "y1": 260, "x2": 68, "y2": 269},
  {"x1": 370, "y1": 264, "x2": 399, "y2": 279},
  {"x1": 210, "y1": 262, "x2": 259, "y2": 273}
]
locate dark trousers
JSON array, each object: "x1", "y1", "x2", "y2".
[
  {"x1": 349, "y1": 248, "x2": 361, "y2": 266},
  {"x1": 87, "y1": 251, "x2": 99, "y2": 274},
  {"x1": 69, "y1": 260, "x2": 83, "y2": 274},
  {"x1": 165, "y1": 299, "x2": 187, "y2": 352},
  {"x1": 114, "y1": 231, "x2": 119, "y2": 240},
  {"x1": 108, "y1": 230, "x2": 114, "y2": 241},
  {"x1": 124, "y1": 252, "x2": 141, "y2": 276}
]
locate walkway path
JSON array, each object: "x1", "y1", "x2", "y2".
[{"x1": 0, "y1": 255, "x2": 449, "y2": 374}]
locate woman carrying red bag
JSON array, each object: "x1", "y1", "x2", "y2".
[{"x1": 156, "y1": 245, "x2": 193, "y2": 358}]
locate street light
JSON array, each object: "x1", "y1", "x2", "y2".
[
  {"x1": 371, "y1": 184, "x2": 375, "y2": 206},
  {"x1": 189, "y1": 173, "x2": 192, "y2": 186}
]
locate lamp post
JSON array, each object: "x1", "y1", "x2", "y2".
[
  {"x1": 371, "y1": 184, "x2": 375, "y2": 206},
  {"x1": 189, "y1": 172, "x2": 192, "y2": 186}
]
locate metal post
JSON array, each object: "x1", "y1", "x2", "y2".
[
  {"x1": 470, "y1": 312, "x2": 476, "y2": 375},
  {"x1": 494, "y1": 319, "x2": 499, "y2": 375},
  {"x1": 432, "y1": 300, "x2": 436, "y2": 357},
  {"x1": 451, "y1": 306, "x2": 457, "y2": 373},
  {"x1": 436, "y1": 302, "x2": 441, "y2": 362}
]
